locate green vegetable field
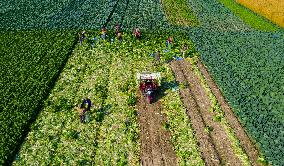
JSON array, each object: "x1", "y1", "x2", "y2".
[{"x1": 0, "y1": 0, "x2": 283, "y2": 165}]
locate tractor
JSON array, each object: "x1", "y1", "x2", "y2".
[{"x1": 137, "y1": 72, "x2": 161, "y2": 104}]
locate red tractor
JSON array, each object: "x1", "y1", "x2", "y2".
[{"x1": 137, "y1": 72, "x2": 161, "y2": 104}]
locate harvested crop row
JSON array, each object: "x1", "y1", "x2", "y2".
[
  {"x1": 137, "y1": 91, "x2": 177, "y2": 165},
  {"x1": 13, "y1": 43, "x2": 113, "y2": 165},
  {"x1": 160, "y1": 63, "x2": 205, "y2": 165},
  {"x1": 170, "y1": 60, "x2": 220, "y2": 165}
]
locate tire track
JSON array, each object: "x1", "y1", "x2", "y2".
[{"x1": 137, "y1": 91, "x2": 177, "y2": 166}]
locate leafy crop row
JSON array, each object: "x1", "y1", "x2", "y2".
[
  {"x1": 0, "y1": 0, "x2": 117, "y2": 30},
  {"x1": 186, "y1": 0, "x2": 252, "y2": 31},
  {"x1": 0, "y1": 0, "x2": 170, "y2": 30},
  {"x1": 161, "y1": 0, "x2": 199, "y2": 26},
  {"x1": 190, "y1": 30, "x2": 284, "y2": 166},
  {"x1": 0, "y1": 30, "x2": 76, "y2": 165}
]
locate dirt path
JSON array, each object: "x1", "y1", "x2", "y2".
[
  {"x1": 170, "y1": 60, "x2": 220, "y2": 166},
  {"x1": 137, "y1": 91, "x2": 177, "y2": 166},
  {"x1": 197, "y1": 60, "x2": 260, "y2": 166},
  {"x1": 170, "y1": 60, "x2": 244, "y2": 165}
]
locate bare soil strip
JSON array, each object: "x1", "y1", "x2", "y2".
[
  {"x1": 170, "y1": 60, "x2": 220, "y2": 166},
  {"x1": 197, "y1": 60, "x2": 261, "y2": 166},
  {"x1": 137, "y1": 91, "x2": 177, "y2": 166},
  {"x1": 171, "y1": 60, "x2": 244, "y2": 165},
  {"x1": 180, "y1": 60, "x2": 244, "y2": 165}
]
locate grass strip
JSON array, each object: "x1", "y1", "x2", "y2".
[{"x1": 161, "y1": 0, "x2": 199, "y2": 26}]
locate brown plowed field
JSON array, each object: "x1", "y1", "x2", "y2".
[
  {"x1": 170, "y1": 60, "x2": 250, "y2": 165},
  {"x1": 137, "y1": 91, "x2": 177, "y2": 166},
  {"x1": 197, "y1": 60, "x2": 261, "y2": 166}
]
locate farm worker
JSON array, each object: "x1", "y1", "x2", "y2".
[
  {"x1": 79, "y1": 30, "x2": 86, "y2": 45},
  {"x1": 117, "y1": 32, "x2": 122, "y2": 42},
  {"x1": 101, "y1": 27, "x2": 107, "y2": 40},
  {"x1": 115, "y1": 24, "x2": 120, "y2": 35},
  {"x1": 181, "y1": 44, "x2": 188, "y2": 57},
  {"x1": 133, "y1": 27, "x2": 141, "y2": 39},
  {"x1": 154, "y1": 50, "x2": 160, "y2": 62},
  {"x1": 166, "y1": 37, "x2": 173, "y2": 49},
  {"x1": 77, "y1": 98, "x2": 92, "y2": 123}
]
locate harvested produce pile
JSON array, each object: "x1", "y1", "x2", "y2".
[
  {"x1": 190, "y1": 30, "x2": 284, "y2": 166},
  {"x1": 0, "y1": 30, "x2": 76, "y2": 164}
]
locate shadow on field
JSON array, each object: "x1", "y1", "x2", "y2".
[
  {"x1": 95, "y1": 104, "x2": 112, "y2": 123},
  {"x1": 150, "y1": 78, "x2": 178, "y2": 103}
]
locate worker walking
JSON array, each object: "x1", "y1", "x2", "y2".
[
  {"x1": 181, "y1": 44, "x2": 189, "y2": 58},
  {"x1": 154, "y1": 50, "x2": 161, "y2": 65}
]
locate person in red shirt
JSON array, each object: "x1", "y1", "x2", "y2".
[
  {"x1": 166, "y1": 37, "x2": 173, "y2": 48},
  {"x1": 101, "y1": 27, "x2": 107, "y2": 40},
  {"x1": 133, "y1": 27, "x2": 141, "y2": 39}
]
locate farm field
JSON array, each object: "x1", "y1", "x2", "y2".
[
  {"x1": 11, "y1": 31, "x2": 205, "y2": 165},
  {"x1": 0, "y1": 0, "x2": 284, "y2": 165},
  {"x1": 0, "y1": 30, "x2": 76, "y2": 164},
  {"x1": 236, "y1": 0, "x2": 284, "y2": 28}
]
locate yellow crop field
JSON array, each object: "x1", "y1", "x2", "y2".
[{"x1": 236, "y1": 0, "x2": 284, "y2": 27}]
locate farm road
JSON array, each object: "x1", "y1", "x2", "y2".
[{"x1": 137, "y1": 91, "x2": 177, "y2": 166}]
